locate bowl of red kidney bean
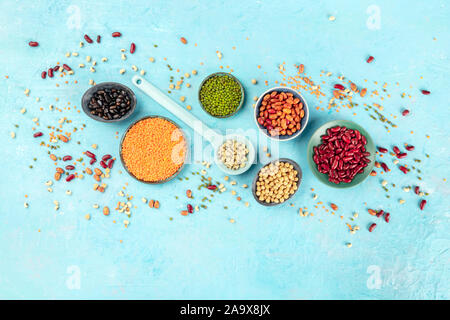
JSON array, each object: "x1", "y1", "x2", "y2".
[
  {"x1": 254, "y1": 87, "x2": 309, "y2": 141},
  {"x1": 81, "y1": 82, "x2": 136, "y2": 122},
  {"x1": 307, "y1": 120, "x2": 375, "y2": 188}
]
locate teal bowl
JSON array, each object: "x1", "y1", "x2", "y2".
[{"x1": 307, "y1": 120, "x2": 375, "y2": 188}]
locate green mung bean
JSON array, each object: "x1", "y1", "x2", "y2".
[{"x1": 199, "y1": 74, "x2": 242, "y2": 117}]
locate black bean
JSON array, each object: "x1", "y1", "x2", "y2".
[{"x1": 87, "y1": 87, "x2": 132, "y2": 120}]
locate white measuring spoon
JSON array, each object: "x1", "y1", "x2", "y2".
[{"x1": 132, "y1": 75, "x2": 255, "y2": 175}]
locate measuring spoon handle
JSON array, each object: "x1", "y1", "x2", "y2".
[{"x1": 132, "y1": 75, "x2": 222, "y2": 145}]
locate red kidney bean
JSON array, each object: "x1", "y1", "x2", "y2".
[
  {"x1": 405, "y1": 145, "x2": 414, "y2": 151},
  {"x1": 48, "y1": 68, "x2": 54, "y2": 78},
  {"x1": 207, "y1": 185, "x2": 217, "y2": 190},
  {"x1": 100, "y1": 161, "x2": 107, "y2": 169},
  {"x1": 384, "y1": 213, "x2": 390, "y2": 223},
  {"x1": 85, "y1": 151, "x2": 96, "y2": 159},
  {"x1": 65, "y1": 165, "x2": 75, "y2": 170},
  {"x1": 414, "y1": 186, "x2": 420, "y2": 195},
  {"x1": 84, "y1": 34, "x2": 93, "y2": 43},
  {"x1": 112, "y1": 32, "x2": 122, "y2": 37},
  {"x1": 187, "y1": 204, "x2": 193, "y2": 214},
  {"x1": 334, "y1": 84, "x2": 345, "y2": 90},
  {"x1": 107, "y1": 159, "x2": 114, "y2": 169},
  {"x1": 96, "y1": 35, "x2": 101, "y2": 43},
  {"x1": 28, "y1": 41, "x2": 39, "y2": 47},
  {"x1": 402, "y1": 109, "x2": 410, "y2": 116},
  {"x1": 89, "y1": 158, "x2": 96, "y2": 165},
  {"x1": 397, "y1": 152, "x2": 407, "y2": 159},
  {"x1": 421, "y1": 90, "x2": 430, "y2": 95},
  {"x1": 63, "y1": 155, "x2": 72, "y2": 161},
  {"x1": 377, "y1": 146, "x2": 388, "y2": 153},
  {"x1": 399, "y1": 166, "x2": 408, "y2": 174},
  {"x1": 393, "y1": 146, "x2": 400, "y2": 154},
  {"x1": 376, "y1": 210, "x2": 384, "y2": 218},
  {"x1": 41, "y1": 71, "x2": 47, "y2": 79},
  {"x1": 380, "y1": 162, "x2": 389, "y2": 172},
  {"x1": 62, "y1": 64, "x2": 72, "y2": 71},
  {"x1": 53, "y1": 65, "x2": 60, "y2": 72},
  {"x1": 368, "y1": 223, "x2": 377, "y2": 232},
  {"x1": 419, "y1": 200, "x2": 426, "y2": 210},
  {"x1": 130, "y1": 42, "x2": 136, "y2": 54},
  {"x1": 102, "y1": 154, "x2": 112, "y2": 161},
  {"x1": 33, "y1": 132, "x2": 43, "y2": 138},
  {"x1": 366, "y1": 56, "x2": 374, "y2": 63},
  {"x1": 315, "y1": 126, "x2": 371, "y2": 184},
  {"x1": 66, "y1": 174, "x2": 75, "y2": 182}
]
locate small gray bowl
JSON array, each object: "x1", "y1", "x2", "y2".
[
  {"x1": 252, "y1": 158, "x2": 302, "y2": 206},
  {"x1": 198, "y1": 72, "x2": 245, "y2": 118},
  {"x1": 81, "y1": 82, "x2": 137, "y2": 122},
  {"x1": 254, "y1": 87, "x2": 309, "y2": 141},
  {"x1": 119, "y1": 115, "x2": 189, "y2": 184}
]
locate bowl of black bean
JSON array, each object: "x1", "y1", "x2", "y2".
[{"x1": 81, "y1": 82, "x2": 137, "y2": 122}]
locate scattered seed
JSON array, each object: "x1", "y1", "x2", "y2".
[{"x1": 84, "y1": 34, "x2": 93, "y2": 43}]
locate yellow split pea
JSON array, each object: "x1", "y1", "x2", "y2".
[{"x1": 121, "y1": 118, "x2": 187, "y2": 182}]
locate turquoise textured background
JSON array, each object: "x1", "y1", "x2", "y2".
[{"x1": 0, "y1": 0, "x2": 449, "y2": 299}]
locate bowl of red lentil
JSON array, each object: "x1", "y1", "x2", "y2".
[
  {"x1": 254, "y1": 87, "x2": 309, "y2": 141},
  {"x1": 119, "y1": 116, "x2": 188, "y2": 184}
]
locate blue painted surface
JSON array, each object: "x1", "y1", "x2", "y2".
[{"x1": 0, "y1": 0, "x2": 449, "y2": 299}]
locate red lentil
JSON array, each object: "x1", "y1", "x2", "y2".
[{"x1": 121, "y1": 117, "x2": 186, "y2": 182}]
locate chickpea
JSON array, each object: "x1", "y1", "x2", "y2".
[{"x1": 255, "y1": 161, "x2": 299, "y2": 204}]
